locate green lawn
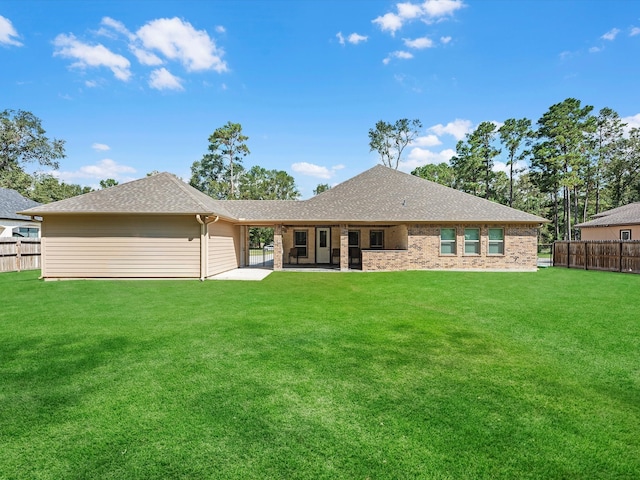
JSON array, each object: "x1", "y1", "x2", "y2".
[{"x1": 1, "y1": 268, "x2": 639, "y2": 479}]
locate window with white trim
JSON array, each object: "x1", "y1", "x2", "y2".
[
  {"x1": 464, "y1": 228, "x2": 480, "y2": 255},
  {"x1": 621, "y1": 229, "x2": 632, "y2": 240},
  {"x1": 440, "y1": 228, "x2": 456, "y2": 255},
  {"x1": 488, "y1": 228, "x2": 504, "y2": 255},
  {"x1": 348, "y1": 230, "x2": 360, "y2": 248}
]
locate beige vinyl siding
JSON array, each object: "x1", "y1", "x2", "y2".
[
  {"x1": 207, "y1": 220, "x2": 239, "y2": 276},
  {"x1": 580, "y1": 225, "x2": 640, "y2": 241},
  {"x1": 42, "y1": 214, "x2": 200, "y2": 278}
]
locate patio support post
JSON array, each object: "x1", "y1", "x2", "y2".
[
  {"x1": 274, "y1": 224, "x2": 283, "y2": 271},
  {"x1": 340, "y1": 224, "x2": 349, "y2": 271}
]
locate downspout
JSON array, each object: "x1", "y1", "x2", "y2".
[{"x1": 196, "y1": 215, "x2": 219, "y2": 281}]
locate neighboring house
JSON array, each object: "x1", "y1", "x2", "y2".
[
  {"x1": 0, "y1": 187, "x2": 41, "y2": 238},
  {"x1": 576, "y1": 202, "x2": 640, "y2": 240},
  {"x1": 20, "y1": 166, "x2": 547, "y2": 280}
]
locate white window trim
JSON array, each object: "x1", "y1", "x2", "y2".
[
  {"x1": 440, "y1": 228, "x2": 457, "y2": 256},
  {"x1": 464, "y1": 228, "x2": 480, "y2": 256},
  {"x1": 488, "y1": 228, "x2": 505, "y2": 256}
]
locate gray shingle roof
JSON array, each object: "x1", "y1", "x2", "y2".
[
  {"x1": 576, "y1": 202, "x2": 640, "y2": 228},
  {"x1": 0, "y1": 188, "x2": 41, "y2": 221},
  {"x1": 19, "y1": 173, "x2": 236, "y2": 219},
  {"x1": 19, "y1": 166, "x2": 548, "y2": 224},
  {"x1": 223, "y1": 166, "x2": 547, "y2": 223}
]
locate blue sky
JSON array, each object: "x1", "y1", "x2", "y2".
[{"x1": 1, "y1": 1, "x2": 639, "y2": 198}]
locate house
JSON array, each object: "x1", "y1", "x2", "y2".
[
  {"x1": 576, "y1": 202, "x2": 640, "y2": 240},
  {"x1": 19, "y1": 166, "x2": 547, "y2": 280},
  {"x1": 0, "y1": 187, "x2": 41, "y2": 238}
]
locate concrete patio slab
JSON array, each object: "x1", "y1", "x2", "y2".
[{"x1": 210, "y1": 268, "x2": 273, "y2": 281}]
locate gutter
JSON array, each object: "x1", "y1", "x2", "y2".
[{"x1": 196, "y1": 215, "x2": 219, "y2": 281}]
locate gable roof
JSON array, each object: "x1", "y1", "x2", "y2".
[
  {"x1": 576, "y1": 202, "x2": 640, "y2": 228},
  {"x1": 19, "y1": 166, "x2": 547, "y2": 224},
  {"x1": 0, "y1": 188, "x2": 41, "y2": 221},
  {"x1": 19, "y1": 173, "x2": 236, "y2": 219}
]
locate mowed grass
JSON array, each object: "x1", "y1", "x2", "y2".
[{"x1": 1, "y1": 268, "x2": 639, "y2": 479}]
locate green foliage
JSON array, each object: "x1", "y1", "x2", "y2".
[
  {"x1": 0, "y1": 109, "x2": 65, "y2": 172},
  {"x1": 99, "y1": 178, "x2": 118, "y2": 189},
  {"x1": 313, "y1": 183, "x2": 331, "y2": 195},
  {"x1": 29, "y1": 174, "x2": 93, "y2": 203},
  {"x1": 190, "y1": 121, "x2": 250, "y2": 198},
  {"x1": 450, "y1": 121, "x2": 501, "y2": 199},
  {"x1": 238, "y1": 165, "x2": 300, "y2": 200},
  {"x1": 498, "y1": 118, "x2": 534, "y2": 207},
  {"x1": 368, "y1": 118, "x2": 422, "y2": 169},
  {"x1": 411, "y1": 162, "x2": 455, "y2": 187},
  {"x1": 1, "y1": 268, "x2": 639, "y2": 479}
]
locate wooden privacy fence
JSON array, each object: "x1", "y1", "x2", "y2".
[
  {"x1": 553, "y1": 240, "x2": 640, "y2": 274},
  {"x1": 0, "y1": 239, "x2": 41, "y2": 273}
]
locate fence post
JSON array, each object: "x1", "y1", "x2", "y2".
[
  {"x1": 16, "y1": 240, "x2": 21, "y2": 272},
  {"x1": 584, "y1": 242, "x2": 588, "y2": 270},
  {"x1": 619, "y1": 240, "x2": 623, "y2": 273},
  {"x1": 567, "y1": 241, "x2": 570, "y2": 268}
]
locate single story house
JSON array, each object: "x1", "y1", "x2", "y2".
[
  {"x1": 0, "y1": 187, "x2": 41, "y2": 238},
  {"x1": 20, "y1": 165, "x2": 547, "y2": 280},
  {"x1": 576, "y1": 202, "x2": 640, "y2": 240}
]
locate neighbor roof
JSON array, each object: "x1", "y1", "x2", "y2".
[
  {"x1": 20, "y1": 166, "x2": 547, "y2": 224},
  {"x1": 19, "y1": 172, "x2": 236, "y2": 219},
  {"x1": 576, "y1": 202, "x2": 640, "y2": 228},
  {"x1": 0, "y1": 188, "x2": 41, "y2": 221}
]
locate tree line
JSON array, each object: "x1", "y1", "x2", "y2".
[{"x1": 372, "y1": 99, "x2": 640, "y2": 242}]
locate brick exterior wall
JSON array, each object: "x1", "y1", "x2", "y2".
[
  {"x1": 362, "y1": 249, "x2": 409, "y2": 271},
  {"x1": 407, "y1": 223, "x2": 538, "y2": 271}
]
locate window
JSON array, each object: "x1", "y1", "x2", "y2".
[
  {"x1": 488, "y1": 228, "x2": 504, "y2": 255},
  {"x1": 464, "y1": 228, "x2": 480, "y2": 255},
  {"x1": 13, "y1": 227, "x2": 39, "y2": 238},
  {"x1": 370, "y1": 230, "x2": 384, "y2": 249},
  {"x1": 621, "y1": 229, "x2": 632, "y2": 240},
  {"x1": 348, "y1": 230, "x2": 360, "y2": 248},
  {"x1": 294, "y1": 230, "x2": 308, "y2": 257},
  {"x1": 440, "y1": 228, "x2": 456, "y2": 255}
]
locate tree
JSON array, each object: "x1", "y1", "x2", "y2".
[
  {"x1": 368, "y1": 118, "x2": 422, "y2": 169},
  {"x1": 29, "y1": 174, "x2": 93, "y2": 203},
  {"x1": 498, "y1": 118, "x2": 533, "y2": 207},
  {"x1": 313, "y1": 183, "x2": 331, "y2": 196},
  {"x1": 450, "y1": 121, "x2": 500, "y2": 199},
  {"x1": 0, "y1": 166, "x2": 33, "y2": 196},
  {"x1": 1, "y1": 109, "x2": 65, "y2": 173},
  {"x1": 99, "y1": 178, "x2": 119, "y2": 189},
  {"x1": 532, "y1": 98, "x2": 596, "y2": 240},
  {"x1": 411, "y1": 163, "x2": 455, "y2": 187},
  {"x1": 604, "y1": 127, "x2": 640, "y2": 208},
  {"x1": 238, "y1": 166, "x2": 300, "y2": 200},
  {"x1": 190, "y1": 122, "x2": 249, "y2": 198}
]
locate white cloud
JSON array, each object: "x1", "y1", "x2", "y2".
[
  {"x1": 440, "y1": 36, "x2": 452, "y2": 44},
  {"x1": 92, "y1": 143, "x2": 110, "y2": 151},
  {"x1": 336, "y1": 32, "x2": 345, "y2": 45},
  {"x1": 399, "y1": 147, "x2": 456, "y2": 171},
  {"x1": 493, "y1": 159, "x2": 527, "y2": 175},
  {"x1": 53, "y1": 33, "x2": 132, "y2": 81},
  {"x1": 0, "y1": 15, "x2": 23, "y2": 47},
  {"x1": 57, "y1": 159, "x2": 136, "y2": 182},
  {"x1": 373, "y1": 0, "x2": 465, "y2": 34},
  {"x1": 99, "y1": 16, "x2": 135, "y2": 41},
  {"x1": 621, "y1": 113, "x2": 640, "y2": 134},
  {"x1": 403, "y1": 36, "x2": 434, "y2": 49},
  {"x1": 348, "y1": 33, "x2": 368, "y2": 44},
  {"x1": 631, "y1": 27, "x2": 640, "y2": 37},
  {"x1": 412, "y1": 134, "x2": 442, "y2": 147},
  {"x1": 291, "y1": 162, "x2": 344, "y2": 179},
  {"x1": 428, "y1": 119, "x2": 472, "y2": 141},
  {"x1": 85, "y1": 80, "x2": 99, "y2": 88},
  {"x1": 136, "y1": 17, "x2": 227, "y2": 72},
  {"x1": 149, "y1": 67, "x2": 184, "y2": 91},
  {"x1": 215, "y1": 25, "x2": 226, "y2": 34},
  {"x1": 589, "y1": 46, "x2": 603, "y2": 53},
  {"x1": 383, "y1": 50, "x2": 414, "y2": 64},
  {"x1": 130, "y1": 45, "x2": 164, "y2": 66},
  {"x1": 601, "y1": 28, "x2": 620, "y2": 41}
]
